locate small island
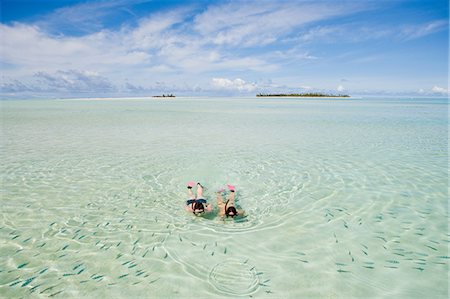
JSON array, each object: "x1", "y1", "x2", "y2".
[
  {"x1": 152, "y1": 94, "x2": 176, "y2": 98},
  {"x1": 256, "y1": 92, "x2": 350, "y2": 98}
]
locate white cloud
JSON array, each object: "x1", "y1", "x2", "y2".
[
  {"x1": 193, "y1": 1, "x2": 365, "y2": 47},
  {"x1": 337, "y1": 85, "x2": 345, "y2": 92},
  {"x1": 211, "y1": 78, "x2": 257, "y2": 92},
  {"x1": 290, "y1": 19, "x2": 447, "y2": 45},
  {"x1": 431, "y1": 85, "x2": 448, "y2": 95},
  {"x1": 400, "y1": 20, "x2": 448, "y2": 40},
  {"x1": 34, "y1": 70, "x2": 115, "y2": 92}
]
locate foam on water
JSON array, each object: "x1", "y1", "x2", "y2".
[{"x1": 0, "y1": 97, "x2": 448, "y2": 298}]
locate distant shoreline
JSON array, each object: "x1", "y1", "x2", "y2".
[{"x1": 256, "y1": 93, "x2": 350, "y2": 98}]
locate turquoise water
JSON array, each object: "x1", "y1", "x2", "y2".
[{"x1": 0, "y1": 97, "x2": 448, "y2": 298}]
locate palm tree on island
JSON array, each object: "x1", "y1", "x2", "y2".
[
  {"x1": 152, "y1": 94, "x2": 176, "y2": 98},
  {"x1": 256, "y1": 92, "x2": 350, "y2": 98}
]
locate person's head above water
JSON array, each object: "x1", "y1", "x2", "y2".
[
  {"x1": 225, "y1": 206, "x2": 238, "y2": 217},
  {"x1": 193, "y1": 202, "x2": 205, "y2": 215},
  {"x1": 186, "y1": 182, "x2": 212, "y2": 215}
]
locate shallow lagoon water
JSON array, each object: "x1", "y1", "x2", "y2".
[{"x1": 0, "y1": 97, "x2": 448, "y2": 298}]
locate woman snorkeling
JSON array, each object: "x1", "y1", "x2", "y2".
[
  {"x1": 216, "y1": 184, "x2": 245, "y2": 218},
  {"x1": 185, "y1": 182, "x2": 213, "y2": 216}
]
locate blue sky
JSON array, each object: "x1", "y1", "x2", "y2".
[{"x1": 1, "y1": 0, "x2": 448, "y2": 98}]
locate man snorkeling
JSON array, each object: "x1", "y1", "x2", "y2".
[
  {"x1": 185, "y1": 182, "x2": 213, "y2": 216},
  {"x1": 216, "y1": 184, "x2": 245, "y2": 218}
]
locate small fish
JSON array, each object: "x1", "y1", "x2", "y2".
[
  {"x1": 92, "y1": 275, "x2": 104, "y2": 280},
  {"x1": 23, "y1": 237, "x2": 32, "y2": 243},
  {"x1": 337, "y1": 269, "x2": 350, "y2": 273},
  {"x1": 425, "y1": 245, "x2": 437, "y2": 251},
  {"x1": 363, "y1": 266, "x2": 374, "y2": 269},
  {"x1": 17, "y1": 262, "x2": 29, "y2": 269},
  {"x1": 29, "y1": 284, "x2": 41, "y2": 293},
  {"x1": 49, "y1": 290, "x2": 64, "y2": 297},
  {"x1": 136, "y1": 270, "x2": 145, "y2": 276},
  {"x1": 413, "y1": 267, "x2": 424, "y2": 271},
  {"x1": 62, "y1": 245, "x2": 69, "y2": 250},
  {"x1": 375, "y1": 236, "x2": 387, "y2": 242},
  {"x1": 40, "y1": 285, "x2": 57, "y2": 294},
  {"x1": 415, "y1": 252, "x2": 428, "y2": 257},
  {"x1": 362, "y1": 250, "x2": 368, "y2": 256},
  {"x1": 21, "y1": 276, "x2": 36, "y2": 287},
  {"x1": 77, "y1": 269, "x2": 85, "y2": 275},
  {"x1": 9, "y1": 279, "x2": 21, "y2": 287},
  {"x1": 299, "y1": 260, "x2": 309, "y2": 263},
  {"x1": 39, "y1": 267, "x2": 49, "y2": 274},
  {"x1": 73, "y1": 264, "x2": 83, "y2": 271},
  {"x1": 118, "y1": 274, "x2": 129, "y2": 279},
  {"x1": 224, "y1": 247, "x2": 227, "y2": 254}
]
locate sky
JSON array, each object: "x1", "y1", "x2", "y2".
[{"x1": 0, "y1": 0, "x2": 448, "y2": 98}]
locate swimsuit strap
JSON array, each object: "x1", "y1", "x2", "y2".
[{"x1": 224, "y1": 199, "x2": 229, "y2": 213}]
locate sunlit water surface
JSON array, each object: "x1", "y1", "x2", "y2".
[{"x1": 1, "y1": 97, "x2": 448, "y2": 298}]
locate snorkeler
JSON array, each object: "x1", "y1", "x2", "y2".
[
  {"x1": 185, "y1": 182, "x2": 213, "y2": 216},
  {"x1": 216, "y1": 184, "x2": 245, "y2": 218}
]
